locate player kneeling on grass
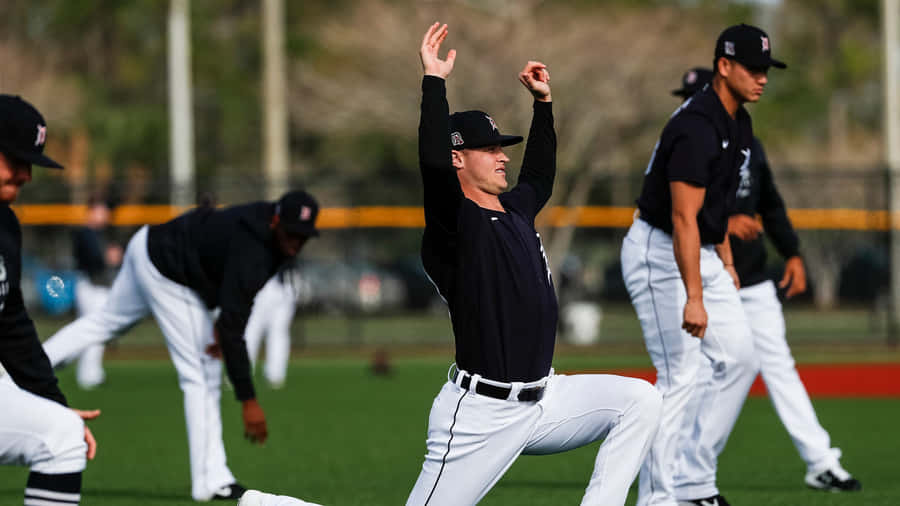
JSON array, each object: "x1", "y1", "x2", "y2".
[
  {"x1": 0, "y1": 95, "x2": 100, "y2": 506},
  {"x1": 39, "y1": 189, "x2": 320, "y2": 501}
]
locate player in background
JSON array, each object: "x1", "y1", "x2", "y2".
[
  {"x1": 244, "y1": 270, "x2": 300, "y2": 389},
  {"x1": 40, "y1": 190, "x2": 320, "y2": 501},
  {"x1": 71, "y1": 196, "x2": 122, "y2": 389},
  {"x1": 672, "y1": 67, "x2": 861, "y2": 493},
  {"x1": 0, "y1": 94, "x2": 100, "y2": 506},
  {"x1": 621, "y1": 24, "x2": 786, "y2": 506}
]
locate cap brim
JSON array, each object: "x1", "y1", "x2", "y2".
[
  {"x1": 283, "y1": 224, "x2": 319, "y2": 238},
  {"x1": 770, "y1": 58, "x2": 787, "y2": 69},
  {"x1": 499, "y1": 135, "x2": 524, "y2": 147},
  {"x1": 672, "y1": 88, "x2": 689, "y2": 97},
  {"x1": 2, "y1": 144, "x2": 63, "y2": 169}
]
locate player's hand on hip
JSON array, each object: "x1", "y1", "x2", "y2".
[
  {"x1": 519, "y1": 61, "x2": 552, "y2": 102},
  {"x1": 420, "y1": 22, "x2": 456, "y2": 79},
  {"x1": 779, "y1": 255, "x2": 807, "y2": 298},
  {"x1": 242, "y1": 398, "x2": 268, "y2": 445},
  {"x1": 727, "y1": 214, "x2": 762, "y2": 240},
  {"x1": 682, "y1": 297, "x2": 708, "y2": 338},
  {"x1": 206, "y1": 327, "x2": 223, "y2": 358},
  {"x1": 72, "y1": 408, "x2": 101, "y2": 460}
]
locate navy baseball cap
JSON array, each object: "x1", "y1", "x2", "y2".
[
  {"x1": 672, "y1": 67, "x2": 713, "y2": 98},
  {"x1": 448, "y1": 110, "x2": 522, "y2": 150},
  {"x1": 0, "y1": 95, "x2": 63, "y2": 169},
  {"x1": 715, "y1": 24, "x2": 786, "y2": 70},
  {"x1": 276, "y1": 190, "x2": 319, "y2": 237}
]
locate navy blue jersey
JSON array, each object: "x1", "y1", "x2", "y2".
[
  {"x1": 419, "y1": 76, "x2": 557, "y2": 383},
  {"x1": 0, "y1": 205, "x2": 67, "y2": 405},
  {"x1": 636, "y1": 85, "x2": 754, "y2": 245},
  {"x1": 730, "y1": 137, "x2": 800, "y2": 287}
]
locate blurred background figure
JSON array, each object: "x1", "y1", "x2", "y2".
[
  {"x1": 72, "y1": 195, "x2": 122, "y2": 389},
  {"x1": 244, "y1": 269, "x2": 301, "y2": 389}
]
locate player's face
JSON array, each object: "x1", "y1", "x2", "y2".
[
  {"x1": 0, "y1": 152, "x2": 32, "y2": 203},
  {"x1": 273, "y1": 224, "x2": 309, "y2": 257},
  {"x1": 454, "y1": 145, "x2": 510, "y2": 196},
  {"x1": 725, "y1": 60, "x2": 768, "y2": 103}
]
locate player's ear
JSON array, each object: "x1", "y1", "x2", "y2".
[
  {"x1": 716, "y1": 57, "x2": 730, "y2": 79},
  {"x1": 451, "y1": 150, "x2": 464, "y2": 170}
]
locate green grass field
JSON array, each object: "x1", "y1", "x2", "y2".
[{"x1": 1, "y1": 356, "x2": 896, "y2": 505}]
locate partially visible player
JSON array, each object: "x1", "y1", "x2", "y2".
[
  {"x1": 673, "y1": 66, "x2": 861, "y2": 492},
  {"x1": 40, "y1": 190, "x2": 320, "y2": 501},
  {"x1": 72, "y1": 196, "x2": 122, "y2": 389},
  {"x1": 622, "y1": 24, "x2": 786, "y2": 506},
  {"x1": 244, "y1": 270, "x2": 299, "y2": 389},
  {"x1": 0, "y1": 94, "x2": 100, "y2": 505}
]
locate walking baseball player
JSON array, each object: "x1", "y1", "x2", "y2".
[
  {"x1": 244, "y1": 270, "x2": 299, "y2": 389},
  {"x1": 0, "y1": 94, "x2": 100, "y2": 506},
  {"x1": 71, "y1": 196, "x2": 122, "y2": 389},
  {"x1": 40, "y1": 190, "x2": 320, "y2": 501},
  {"x1": 673, "y1": 67, "x2": 862, "y2": 493},
  {"x1": 621, "y1": 24, "x2": 786, "y2": 506}
]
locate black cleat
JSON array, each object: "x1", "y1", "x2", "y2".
[
  {"x1": 680, "y1": 494, "x2": 731, "y2": 506},
  {"x1": 211, "y1": 482, "x2": 247, "y2": 500},
  {"x1": 805, "y1": 469, "x2": 862, "y2": 492}
]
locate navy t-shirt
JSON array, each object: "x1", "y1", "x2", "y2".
[
  {"x1": 419, "y1": 76, "x2": 558, "y2": 383},
  {"x1": 636, "y1": 85, "x2": 754, "y2": 245}
]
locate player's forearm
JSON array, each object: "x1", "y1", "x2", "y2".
[
  {"x1": 519, "y1": 101, "x2": 557, "y2": 206},
  {"x1": 672, "y1": 215, "x2": 703, "y2": 300},
  {"x1": 714, "y1": 237, "x2": 734, "y2": 266}
]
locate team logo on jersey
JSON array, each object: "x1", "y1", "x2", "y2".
[
  {"x1": 761, "y1": 36, "x2": 770, "y2": 52},
  {"x1": 721, "y1": 139, "x2": 729, "y2": 149},
  {"x1": 35, "y1": 125, "x2": 47, "y2": 147},
  {"x1": 724, "y1": 41, "x2": 735, "y2": 56},
  {"x1": 450, "y1": 131, "x2": 464, "y2": 147},
  {"x1": 485, "y1": 115, "x2": 498, "y2": 132},
  {"x1": 299, "y1": 205, "x2": 312, "y2": 221},
  {"x1": 736, "y1": 148, "x2": 752, "y2": 198}
]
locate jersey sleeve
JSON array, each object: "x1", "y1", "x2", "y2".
[
  {"x1": 754, "y1": 140, "x2": 800, "y2": 259},
  {"x1": 215, "y1": 227, "x2": 270, "y2": 402},
  {"x1": 420, "y1": 76, "x2": 464, "y2": 237},
  {"x1": 665, "y1": 115, "x2": 719, "y2": 187},
  {"x1": 503, "y1": 101, "x2": 556, "y2": 221}
]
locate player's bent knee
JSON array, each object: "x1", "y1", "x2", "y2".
[
  {"x1": 629, "y1": 379, "x2": 663, "y2": 426},
  {"x1": 31, "y1": 409, "x2": 87, "y2": 475}
]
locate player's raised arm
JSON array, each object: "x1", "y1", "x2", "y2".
[
  {"x1": 515, "y1": 61, "x2": 556, "y2": 217},
  {"x1": 419, "y1": 22, "x2": 463, "y2": 234}
]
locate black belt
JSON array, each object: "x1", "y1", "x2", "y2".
[{"x1": 453, "y1": 370, "x2": 545, "y2": 402}]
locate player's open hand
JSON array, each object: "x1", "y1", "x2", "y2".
[
  {"x1": 242, "y1": 398, "x2": 268, "y2": 445},
  {"x1": 727, "y1": 214, "x2": 762, "y2": 241},
  {"x1": 519, "y1": 61, "x2": 551, "y2": 102},
  {"x1": 682, "y1": 297, "x2": 708, "y2": 338},
  {"x1": 420, "y1": 22, "x2": 456, "y2": 79},
  {"x1": 779, "y1": 255, "x2": 807, "y2": 298},
  {"x1": 72, "y1": 408, "x2": 101, "y2": 460}
]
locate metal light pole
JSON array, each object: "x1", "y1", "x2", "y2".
[
  {"x1": 168, "y1": 0, "x2": 195, "y2": 207},
  {"x1": 884, "y1": 0, "x2": 900, "y2": 343},
  {"x1": 262, "y1": 0, "x2": 290, "y2": 200}
]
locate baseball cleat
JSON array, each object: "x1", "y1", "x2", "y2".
[
  {"x1": 805, "y1": 469, "x2": 862, "y2": 491},
  {"x1": 679, "y1": 494, "x2": 731, "y2": 506},
  {"x1": 211, "y1": 482, "x2": 247, "y2": 500}
]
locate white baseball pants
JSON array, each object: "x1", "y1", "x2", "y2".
[
  {"x1": 245, "y1": 276, "x2": 297, "y2": 387},
  {"x1": 621, "y1": 219, "x2": 759, "y2": 505},
  {"x1": 0, "y1": 380, "x2": 86, "y2": 475},
  {"x1": 41, "y1": 226, "x2": 236, "y2": 501},
  {"x1": 74, "y1": 276, "x2": 109, "y2": 389},
  {"x1": 739, "y1": 280, "x2": 842, "y2": 474},
  {"x1": 405, "y1": 370, "x2": 662, "y2": 506}
]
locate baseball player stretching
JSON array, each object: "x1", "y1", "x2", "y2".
[
  {"x1": 672, "y1": 67, "x2": 862, "y2": 493},
  {"x1": 407, "y1": 23, "x2": 661, "y2": 505},
  {"x1": 71, "y1": 196, "x2": 122, "y2": 389},
  {"x1": 0, "y1": 94, "x2": 100, "y2": 505},
  {"x1": 40, "y1": 190, "x2": 320, "y2": 501},
  {"x1": 622, "y1": 24, "x2": 786, "y2": 506}
]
